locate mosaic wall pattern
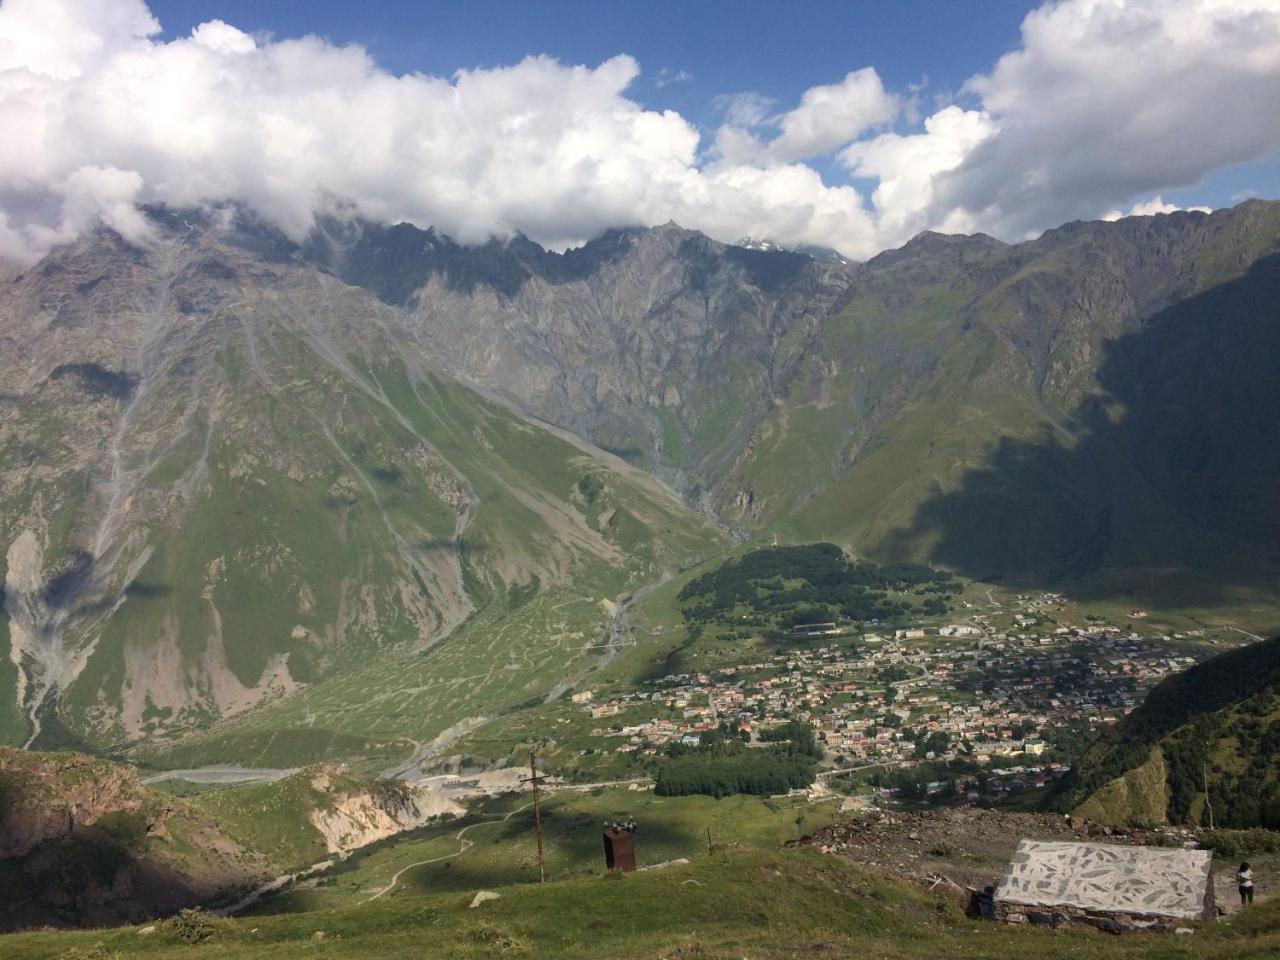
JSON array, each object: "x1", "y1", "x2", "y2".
[{"x1": 995, "y1": 840, "x2": 1212, "y2": 919}]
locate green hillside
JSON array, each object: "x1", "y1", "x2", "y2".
[
  {"x1": 4, "y1": 846, "x2": 1280, "y2": 959},
  {"x1": 1063, "y1": 636, "x2": 1280, "y2": 827},
  {"x1": 717, "y1": 203, "x2": 1280, "y2": 612},
  {"x1": 122, "y1": 361, "x2": 724, "y2": 767},
  {"x1": 0, "y1": 227, "x2": 722, "y2": 758}
]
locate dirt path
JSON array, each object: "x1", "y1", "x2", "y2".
[
  {"x1": 216, "y1": 858, "x2": 339, "y2": 917},
  {"x1": 361, "y1": 802, "x2": 533, "y2": 903}
]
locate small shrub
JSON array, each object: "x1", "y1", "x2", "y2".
[
  {"x1": 928, "y1": 842, "x2": 954, "y2": 858},
  {"x1": 167, "y1": 907, "x2": 217, "y2": 945},
  {"x1": 576, "y1": 473, "x2": 604, "y2": 504},
  {"x1": 467, "y1": 923, "x2": 524, "y2": 951},
  {"x1": 1201, "y1": 828, "x2": 1280, "y2": 860}
]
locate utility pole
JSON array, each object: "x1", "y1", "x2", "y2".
[
  {"x1": 520, "y1": 749, "x2": 548, "y2": 883},
  {"x1": 1203, "y1": 761, "x2": 1214, "y2": 831}
]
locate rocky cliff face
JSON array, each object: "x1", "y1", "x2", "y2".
[
  {"x1": 0, "y1": 749, "x2": 149, "y2": 858},
  {"x1": 304, "y1": 765, "x2": 462, "y2": 855},
  {"x1": 0, "y1": 748, "x2": 267, "y2": 930},
  {"x1": 307, "y1": 218, "x2": 855, "y2": 492}
]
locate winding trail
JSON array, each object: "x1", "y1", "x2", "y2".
[
  {"x1": 215, "y1": 858, "x2": 339, "y2": 917},
  {"x1": 362, "y1": 801, "x2": 533, "y2": 903}
]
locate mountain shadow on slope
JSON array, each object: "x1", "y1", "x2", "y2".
[{"x1": 881, "y1": 253, "x2": 1280, "y2": 601}]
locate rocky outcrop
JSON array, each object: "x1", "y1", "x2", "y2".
[
  {"x1": 0, "y1": 748, "x2": 149, "y2": 858},
  {"x1": 305, "y1": 765, "x2": 463, "y2": 855},
  {"x1": 0, "y1": 749, "x2": 268, "y2": 931}
]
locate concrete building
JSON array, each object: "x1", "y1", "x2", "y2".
[{"x1": 994, "y1": 839, "x2": 1214, "y2": 932}]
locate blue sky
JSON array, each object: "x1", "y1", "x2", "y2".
[
  {"x1": 1, "y1": 0, "x2": 1277, "y2": 262},
  {"x1": 142, "y1": 0, "x2": 1277, "y2": 214},
  {"x1": 146, "y1": 1, "x2": 1033, "y2": 106}
]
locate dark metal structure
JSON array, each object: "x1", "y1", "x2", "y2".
[{"x1": 602, "y1": 828, "x2": 636, "y2": 872}]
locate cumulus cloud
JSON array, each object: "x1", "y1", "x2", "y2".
[
  {"x1": 920, "y1": 0, "x2": 1280, "y2": 240},
  {"x1": 0, "y1": 0, "x2": 1277, "y2": 264},
  {"x1": 0, "y1": 0, "x2": 889, "y2": 261},
  {"x1": 768, "y1": 69, "x2": 899, "y2": 161},
  {"x1": 841, "y1": 106, "x2": 998, "y2": 240},
  {"x1": 712, "y1": 69, "x2": 898, "y2": 166},
  {"x1": 1103, "y1": 195, "x2": 1214, "y2": 220}
]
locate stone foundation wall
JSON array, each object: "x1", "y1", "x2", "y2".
[{"x1": 994, "y1": 900, "x2": 1184, "y2": 933}]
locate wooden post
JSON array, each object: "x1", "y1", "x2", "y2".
[
  {"x1": 520, "y1": 750, "x2": 547, "y2": 883},
  {"x1": 531, "y1": 750, "x2": 546, "y2": 883},
  {"x1": 706, "y1": 825, "x2": 712, "y2": 856},
  {"x1": 1203, "y1": 761, "x2": 1214, "y2": 831}
]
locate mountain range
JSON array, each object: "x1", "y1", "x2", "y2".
[{"x1": 1, "y1": 199, "x2": 1278, "y2": 754}]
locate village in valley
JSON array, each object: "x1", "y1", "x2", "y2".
[{"x1": 556, "y1": 581, "x2": 1237, "y2": 806}]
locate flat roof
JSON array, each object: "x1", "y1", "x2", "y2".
[{"x1": 995, "y1": 839, "x2": 1212, "y2": 919}]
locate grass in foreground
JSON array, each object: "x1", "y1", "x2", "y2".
[
  {"x1": 245, "y1": 787, "x2": 842, "y2": 914},
  {"x1": 5, "y1": 847, "x2": 1280, "y2": 960}
]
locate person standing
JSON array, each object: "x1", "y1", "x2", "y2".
[{"x1": 1237, "y1": 862, "x2": 1254, "y2": 906}]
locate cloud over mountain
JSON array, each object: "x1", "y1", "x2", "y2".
[{"x1": 0, "y1": 0, "x2": 1277, "y2": 263}]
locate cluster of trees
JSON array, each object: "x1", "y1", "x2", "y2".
[
  {"x1": 653, "y1": 748, "x2": 817, "y2": 798},
  {"x1": 867, "y1": 766, "x2": 961, "y2": 802},
  {"x1": 910, "y1": 731, "x2": 951, "y2": 760},
  {"x1": 757, "y1": 720, "x2": 821, "y2": 757},
  {"x1": 1164, "y1": 689, "x2": 1280, "y2": 828},
  {"x1": 662, "y1": 721, "x2": 748, "y2": 758},
  {"x1": 1056, "y1": 637, "x2": 1280, "y2": 815},
  {"x1": 677, "y1": 543, "x2": 955, "y2": 631},
  {"x1": 653, "y1": 721, "x2": 820, "y2": 798}
]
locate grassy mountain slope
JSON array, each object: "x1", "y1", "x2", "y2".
[
  {"x1": 0, "y1": 218, "x2": 722, "y2": 755},
  {"x1": 729, "y1": 202, "x2": 1280, "y2": 608},
  {"x1": 1064, "y1": 636, "x2": 1280, "y2": 827},
  {"x1": 314, "y1": 200, "x2": 1280, "y2": 613},
  {"x1": 5, "y1": 846, "x2": 1280, "y2": 959}
]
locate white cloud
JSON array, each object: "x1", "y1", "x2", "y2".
[
  {"x1": 0, "y1": 0, "x2": 888, "y2": 262},
  {"x1": 655, "y1": 67, "x2": 692, "y2": 87},
  {"x1": 712, "y1": 69, "x2": 898, "y2": 166},
  {"x1": 767, "y1": 69, "x2": 898, "y2": 162},
  {"x1": 841, "y1": 106, "x2": 998, "y2": 240},
  {"x1": 921, "y1": 0, "x2": 1280, "y2": 240},
  {"x1": 0, "y1": 0, "x2": 1277, "y2": 264},
  {"x1": 1103, "y1": 195, "x2": 1214, "y2": 219}
]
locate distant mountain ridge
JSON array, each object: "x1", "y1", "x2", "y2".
[
  {"x1": 1, "y1": 198, "x2": 1279, "y2": 754},
  {"x1": 297, "y1": 199, "x2": 1280, "y2": 595}
]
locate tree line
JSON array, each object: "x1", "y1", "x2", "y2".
[
  {"x1": 653, "y1": 721, "x2": 820, "y2": 798},
  {"x1": 677, "y1": 543, "x2": 956, "y2": 630}
]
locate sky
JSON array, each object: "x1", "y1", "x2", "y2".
[{"x1": 1, "y1": 0, "x2": 1278, "y2": 263}]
